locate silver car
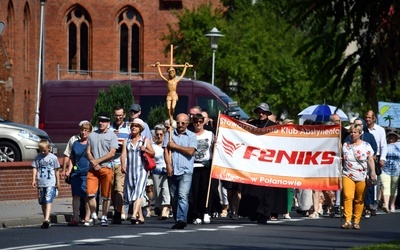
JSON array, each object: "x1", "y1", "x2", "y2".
[{"x1": 0, "y1": 118, "x2": 57, "y2": 162}]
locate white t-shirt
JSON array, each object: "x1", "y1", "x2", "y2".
[{"x1": 194, "y1": 130, "x2": 214, "y2": 167}]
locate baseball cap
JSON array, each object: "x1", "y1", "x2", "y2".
[
  {"x1": 97, "y1": 112, "x2": 111, "y2": 121},
  {"x1": 130, "y1": 104, "x2": 141, "y2": 112}
]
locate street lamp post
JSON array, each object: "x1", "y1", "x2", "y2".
[
  {"x1": 205, "y1": 27, "x2": 224, "y2": 86},
  {"x1": 35, "y1": 0, "x2": 46, "y2": 128}
]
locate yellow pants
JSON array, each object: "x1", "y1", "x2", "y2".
[{"x1": 342, "y1": 177, "x2": 367, "y2": 224}]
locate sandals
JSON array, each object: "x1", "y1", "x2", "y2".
[
  {"x1": 353, "y1": 223, "x2": 360, "y2": 230},
  {"x1": 341, "y1": 221, "x2": 352, "y2": 229},
  {"x1": 309, "y1": 212, "x2": 319, "y2": 218}
]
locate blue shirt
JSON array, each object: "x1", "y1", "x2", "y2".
[
  {"x1": 163, "y1": 129, "x2": 197, "y2": 176},
  {"x1": 383, "y1": 142, "x2": 400, "y2": 176}
]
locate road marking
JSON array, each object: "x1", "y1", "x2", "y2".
[
  {"x1": 197, "y1": 228, "x2": 219, "y2": 231},
  {"x1": 218, "y1": 225, "x2": 243, "y2": 229},
  {"x1": 139, "y1": 232, "x2": 169, "y2": 236},
  {"x1": 109, "y1": 235, "x2": 142, "y2": 239},
  {"x1": 72, "y1": 239, "x2": 110, "y2": 243}
]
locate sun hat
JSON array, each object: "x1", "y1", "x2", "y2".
[
  {"x1": 130, "y1": 118, "x2": 145, "y2": 130},
  {"x1": 253, "y1": 102, "x2": 272, "y2": 115}
]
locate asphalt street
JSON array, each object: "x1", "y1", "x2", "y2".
[{"x1": 0, "y1": 202, "x2": 399, "y2": 250}]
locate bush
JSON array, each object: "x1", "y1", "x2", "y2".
[
  {"x1": 92, "y1": 83, "x2": 134, "y2": 125},
  {"x1": 147, "y1": 104, "x2": 168, "y2": 129}
]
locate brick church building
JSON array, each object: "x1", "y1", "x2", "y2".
[{"x1": 0, "y1": 0, "x2": 221, "y2": 125}]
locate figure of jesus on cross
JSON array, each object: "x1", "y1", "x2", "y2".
[{"x1": 152, "y1": 45, "x2": 193, "y2": 124}]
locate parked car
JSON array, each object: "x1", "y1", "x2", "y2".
[{"x1": 0, "y1": 118, "x2": 57, "y2": 162}]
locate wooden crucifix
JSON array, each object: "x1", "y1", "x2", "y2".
[{"x1": 151, "y1": 44, "x2": 193, "y2": 128}]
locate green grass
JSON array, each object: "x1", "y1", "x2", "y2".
[{"x1": 351, "y1": 240, "x2": 400, "y2": 249}]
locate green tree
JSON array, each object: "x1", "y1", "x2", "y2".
[
  {"x1": 163, "y1": 1, "x2": 325, "y2": 119},
  {"x1": 147, "y1": 104, "x2": 169, "y2": 129},
  {"x1": 92, "y1": 83, "x2": 134, "y2": 125},
  {"x1": 288, "y1": 1, "x2": 400, "y2": 113}
]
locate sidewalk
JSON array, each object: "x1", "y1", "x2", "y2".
[{"x1": 0, "y1": 197, "x2": 73, "y2": 228}]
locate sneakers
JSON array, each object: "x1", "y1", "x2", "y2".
[
  {"x1": 364, "y1": 210, "x2": 371, "y2": 219},
  {"x1": 203, "y1": 213, "x2": 211, "y2": 224},
  {"x1": 84, "y1": 219, "x2": 94, "y2": 227},
  {"x1": 121, "y1": 213, "x2": 126, "y2": 221},
  {"x1": 283, "y1": 213, "x2": 291, "y2": 219},
  {"x1": 41, "y1": 220, "x2": 51, "y2": 229},
  {"x1": 101, "y1": 216, "x2": 108, "y2": 226},
  {"x1": 193, "y1": 218, "x2": 202, "y2": 225}
]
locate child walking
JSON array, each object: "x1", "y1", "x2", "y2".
[{"x1": 32, "y1": 139, "x2": 60, "y2": 229}]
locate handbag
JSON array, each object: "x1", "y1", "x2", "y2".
[
  {"x1": 141, "y1": 137, "x2": 156, "y2": 171},
  {"x1": 375, "y1": 156, "x2": 382, "y2": 175},
  {"x1": 65, "y1": 175, "x2": 72, "y2": 184}
]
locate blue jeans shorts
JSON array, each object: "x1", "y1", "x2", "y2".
[{"x1": 37, "y1": 186, "x2": 57, "y2": 205}]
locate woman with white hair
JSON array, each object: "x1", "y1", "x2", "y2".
[{"x1": 121, "y1": 118, "x2": 155, "y2": 225}]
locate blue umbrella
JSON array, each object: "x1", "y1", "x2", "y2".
[{"x1": 298, "y1": 104, "x2": 349, "y2": 122}]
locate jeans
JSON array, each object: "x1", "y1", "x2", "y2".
[{"x1": 169, "y1": 173, "x2": 192, "y2": 222}]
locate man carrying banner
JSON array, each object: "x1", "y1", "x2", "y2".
[{"x1": 239, "y1": 102, "x2": 287, "y2": 223}]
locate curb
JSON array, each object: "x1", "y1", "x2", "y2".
[{"x1": 1, "y1": 214, "x2": 72, "y2": 228}]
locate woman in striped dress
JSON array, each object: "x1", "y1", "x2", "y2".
[{"x1": 121, "y1": 118, "x2": 155, "y2": 224}]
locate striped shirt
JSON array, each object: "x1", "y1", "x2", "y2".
[{"x1": 163, "y1": 129, "x2": 197, "y2": 176}]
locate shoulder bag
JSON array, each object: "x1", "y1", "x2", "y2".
[{"x1": 141, "y1": 137, "x2": 156, "y2": 171}]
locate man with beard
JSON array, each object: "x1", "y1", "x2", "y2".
[{"x1": 239, "y1": 102, "x2": 287, "y2": 223}]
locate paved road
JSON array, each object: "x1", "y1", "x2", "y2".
[{"x1": 1, "y1": 204, "x2": 399, "y2": 250}]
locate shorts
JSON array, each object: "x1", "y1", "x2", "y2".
[
  {"x1": 86, "y1": 168, "x2": 114, "y2": 200},
  {"x1": 113, "y1": 164, "x2": 125, "y2": 193},
  {"x1": 37, "y1": 186, "x2": 57, "y2": 205}
]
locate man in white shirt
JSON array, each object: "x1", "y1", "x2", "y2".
[{"x1": 365, "y1": 110, "x2": 387, "y2": 216}]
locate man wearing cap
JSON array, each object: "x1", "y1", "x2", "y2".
[
  {"x1": 129, "y1": 104, "x2": 153, "y2": 143},
  {"x1": 240, "y1": 102, "x2": 287, "y2": 223},
  {"x1": 110, "y1": 106, "x2": 130, "y2": 224},
  {"x1": 86, "y1": 112, "x2": 119, "y2": 226}
]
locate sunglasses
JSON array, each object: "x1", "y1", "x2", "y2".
[
  {"x1": 194, "y1": 120, "x2": 204, "y2": 123},
  {"x1": 176, "y1": 122, "x2": 188, "y2": 125},
  {"x1": 156, "y1": 133, "x2": 164, "y2": 136},
  {"x1": 131, "y1": 124, "x2": 141, "y2": 128}
]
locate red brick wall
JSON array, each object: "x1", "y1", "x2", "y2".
[
  {"x1": 0, "y1": 0, "x2": 222, "y2": 126},
  {"x1": 0, "y1": 159, "x2": 71, "y2": 201}
]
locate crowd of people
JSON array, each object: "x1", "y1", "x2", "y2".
[{"x1": 30, "y1": 103, "x2": 400, "y2": 230}]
